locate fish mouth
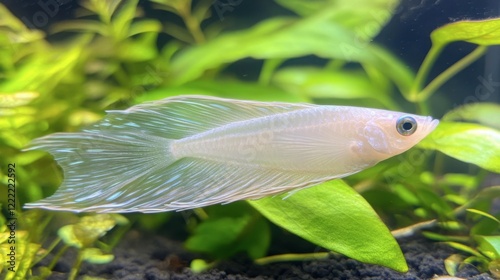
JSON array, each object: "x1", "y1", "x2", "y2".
[{"x1": 425, "y1": 117, "x2": 440, "y2": 134}]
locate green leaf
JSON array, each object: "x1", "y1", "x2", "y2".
[
  {"x1": 444, "y1": 254, "x2": 464, "y2": 276},
  {"x1": 431, "y1": 18, "x2": 500, "y2": 47},
  {"x1": 51, "y1": 20, "x2": 107, "y2": 35},
  {"x1": 185, "y1": 203, "x2": 270, "y2": 259},
  {"x1": 81, "y1": 248, "x2": 115, "y2": 264},
  {"x1": 0, "y1": 230, "x2": 40, "y2": 280},
  {"x1": 249, "y1": 180, "x2": 408, "y2": 272},
  {"x1": 58, "y1": 214, "x2": 127, "y2": 248},
  {"x1": 274, "y1": 0, "x2": 330, "y2": 17},
  {"x1": 111, "y1": 0, "x2": 138, "y2": 40},
  {"x1": 168, "y1": 13, "x2": 378, "y2": 85},
  {"x1": 466, "y1": 209, "x2": 500, "y2": 224},
  {"x1": 445, "y1": 241, "x2": 483, "y2": 258},
  {"x1": 190, "y1": 259, "x2": 214, "y2": 273},
  {"x1": 117, "y1": 33, "x2": 158, "y2": 61},
  {"x1": 128, "y1": 19, "x2": 162, "y2": 36},
  {"x1": 442, "y1": 173, "x2": 478, "y2": 190},
  {"x1": 275, "y1": 0, "x2": 399, "y2": 41},
  {"x1": 475, "y1": 236, "x2": 500, "y2": 260},
  {"x1": 271, "y1": 67, "x2": 396, "y2": 108},
  {"x1": 418, "y1": 122, "x2": 500, "y2": 173},
  {"x1": 415, "y1": 189, "x2": 454, "y2": 217},
  {"x1": 422, "y1": 231, "x2": 469, "y2": 243},
  {"x1": 0, "y1": 4, "x2": 45, "y2": 44},
  {"x1": 443, "y1": 103, "x2": 500, "y2": 130},
  {"x1": 135, "y1": 80, "x2": 310, "y2": 103}
]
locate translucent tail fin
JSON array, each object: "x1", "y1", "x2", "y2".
[{"x1": 24, "y1": 132, "x2": 176, "y2": 213}]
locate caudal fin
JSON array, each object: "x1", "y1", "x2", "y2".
[{"x1": 24, "y1": 131, "x2": 176, "y2": 213}]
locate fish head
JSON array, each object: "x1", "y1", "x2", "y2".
[{"x1": 360, "y1": 111, "x2": 439, "y2": 157}]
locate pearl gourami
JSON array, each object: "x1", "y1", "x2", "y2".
[{"x1": 24, "y1": 96, "x2": 439, "y2": 213}]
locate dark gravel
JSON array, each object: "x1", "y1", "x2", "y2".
[{"x1": 36, "y1": 229, "x2": 494, "y2": 280}]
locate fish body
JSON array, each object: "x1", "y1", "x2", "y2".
[{"x1": 24, "y1": 96, "x2": 439, "y2": 213}]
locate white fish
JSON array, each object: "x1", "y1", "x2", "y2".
[{"x1": 24, "y1": 95, "x2": 439, "y2": 213}]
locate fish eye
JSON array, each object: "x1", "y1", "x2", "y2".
[{"x1": 396, "y1": 116, "x2": 417, "y2": 136}]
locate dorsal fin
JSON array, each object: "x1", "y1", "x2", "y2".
[{"x1": 86, "y1": 95, "x2": 313, "y2": 139}]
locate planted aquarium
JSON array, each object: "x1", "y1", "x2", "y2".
[{"x1": 1, "y1": 0, "x2": 500, "y2": 279}]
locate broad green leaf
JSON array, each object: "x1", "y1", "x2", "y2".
[
  {"x1": 249, "y1": 180, "x2": 408, "y2": 272},
  {"x1": 58, "y1": 214, "x2": 127, "y2": 248},
  {"x1": 475, "y1": 236, "x2": 500, "y2": 259},
  {"x1": 168, "y1": 13, "x2": 374, "y2": 85},
  {"x1": 418, "y1": 122, "x2": 500, "y2": 173},
  {"x1": 185, "y1": 203, "x2": 270, "y2": 259},
  {"x1": 471, "y1": 218, "x2": 500, "y2": 236},
  {"x1": 275, "y1": 0, "x2": 399, "y2": 41},
  {"x1": 271, "y1": 67, "x2": 394, "y2": 107},
  {"x1": 443, "y1": 103, "x2": 500, "y2": 130},
  {"x1": 135, "y1": 80, "x2": 310, "y2": 103},
  {"x1": 431, "y1": 18, "x2": 500, "y2": 47}
]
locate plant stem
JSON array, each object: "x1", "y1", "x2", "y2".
[
  {"x1": 258, "y1": 59, "x2": 284, "y2": 85},
  {"x1": 32, "y1": 237, "x2": 61, "y2": 267},
  {"x1": 408, "y1": 44, "x2": 444, "y2": 102},
  {"x1": 47, "y1": 244, "x2": 69, "y2": 271},
  {"x1": 194, "y1": 208, "x2": 209, "y2": 220},
  {"x1": 68, "y1": 251, "x2": 83, "y2": 280},
  {"x1": 416, "y1": 46, "x2": 487, "y2": 102},
  {"x1": 255, "y1": 252, "x2": 330, "y2": 265},
  {"x1": 416, "y1": 100, "x2": 430, "y2": 115},
  {"x1": 178, "y1": 0, "x2": 205, "y2": 44},
  {"x1": 391, "y1": 220, "x2": 437, "y2": 238}
]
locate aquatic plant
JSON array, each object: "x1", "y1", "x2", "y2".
[{"x1": 0, "y1": 0, "x2": 499, "y2": 278}]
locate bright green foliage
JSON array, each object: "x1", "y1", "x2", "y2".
[
  {"x1": 271, "y1": 67, "x2": 398, "y2": 109},
  {"x1": 431, "y1": 18, "x2": 500, "y2": 47},
  {"x1": 81, "y1": 248, "x2": 115, "y2": 264},
  {"x1": 54, "y1": 214, "x2": 128, "y2": 279},
  {"x1": 136, "y1": 80, "x2": 310, "y2": 103},
  {"x1": 249, "y1": 180, "x2": 408, "y2": 272},
  {"x1": 58, "y1": 214, "x2": 128, "y2": 248},
  {"x1": 0, "y1": 225, "x2": 40, "y2": 280},
  {"x1": 190, "y1": 259, "x2": 214, "y2": 273},
  {"x1": 443, "y1": 103, "x2": 500, "y2": 130},
  {"x1": 167, "y1": 0, "x2": 402, "y2": 86},
  {"x1": 185, "y1": 203, "x2": 270, "y2": 259},
  {"x1": 1, "y1": 0, "x2": 500, "y2": 278},
  {"x1": 419, "y1": 122, "x2": 500, "y2": 173}
]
